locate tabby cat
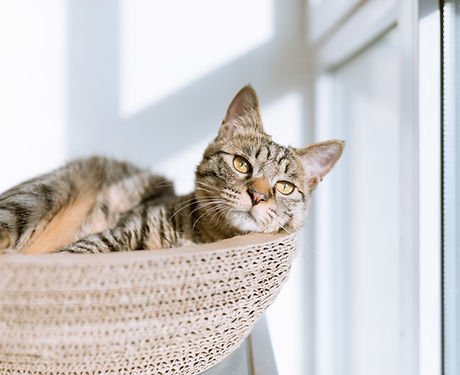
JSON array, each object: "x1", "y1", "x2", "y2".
[{"x1": 0, "y1": 86, "x2": 344, "y2": 254}]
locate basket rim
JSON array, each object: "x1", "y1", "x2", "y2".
[{"x1": 0, "y1": 232, "x2": 296, "y2": 266}]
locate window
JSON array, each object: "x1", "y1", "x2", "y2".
[
  {"x1": 311, "y1": 0, "x2": 442, "y2": 374},
  {"x1": 315, "y1": 29, "x2": 401, "y2": 375}
]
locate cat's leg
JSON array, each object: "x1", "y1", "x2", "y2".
[
  {"x1": 59, "y1": 202, "x2": 174, "y2": 253},
  {"x1": 58, "y1": 225, "x2": 148, "y2": 253}
]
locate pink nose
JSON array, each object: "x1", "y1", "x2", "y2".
[{"x1": 248, "y1": 188, "x2": 267, "y2": 205}]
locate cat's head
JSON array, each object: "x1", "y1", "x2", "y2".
[{"x1": 195, "y1": 85, "x2": 343, "y2": 236}]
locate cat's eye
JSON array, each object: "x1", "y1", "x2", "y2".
[
  {"x1": 233, "y1": 156, "x2": 251, "y2": 174},
  {"x1": 276, "y1": 181, "x2": 295, "y2": 195}
]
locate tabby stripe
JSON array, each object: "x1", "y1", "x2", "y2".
[
  {"x1": 170, "y1": 210, "x2": 178, "y2": 244},
  {"x1": 196, "y1": 170, "x2": 225, "y2": 182},
  {"x1": 117, "y1": 213, "x2": 131, "y2": 229},
  {"x1": 73, "y1": 243, "x2": 97, "y2": 253},
  {"x1": 159, "y1": 211, "x2": 166, "y2": 246},
  {"x1": 168, "y1": 205, "x2": 176, "y2": 232},
  {"x1": 0, "y1": 221, "x2": 11, "y2": 231},
  {"x1": 106, "y1": 231, "x2": 124, "y2": 248},
  {"x1": 124, "y1": 230, "x2": 134, "y2": 249},
  {"x1": 284, "y1": 164, "x2": 290, "y2": 174},
  {"x1": 137, "y1": 205, "x2": 150, "y2": 250},
  {"x1": 0, "y1": 191, "x2": 34, "y2": 203},
  {"x1": 170, "y1": 205, "x2": 182, "y2": 235},
  {"x1": 202, "y1": 150, "x2": 231, "y2": 162},
  {"x1": 290, "y1": 171, "x2": 299, "y2": 180},
  {"x1": 9, "y1": 203, "x2": 31, "y2": 247},
  {"x1": 189, "y1": 197, "x2": 198, "y2": 220},
  {"x1": 277, "y1": 154, "x2": 288, "y2": 166},
  {"x1": 177, "y1": 212, "x2": 183, "y2": 237},
  {"x1": 298, "y1": 190, "x2": 306, "y2": 203},
  {"x1": 100, "y1": 233, "x2": 117, "y2": 251},
  {"x1": 265, "y1": 146, "x2": 271, "y2": 159},
  {"x1": 79, "y1": 239, "x2": 99, "y2": 251},
  {"x1": 39, "y1": 184, "x2": 55, "y2": 212},
  {"x1": 189, "y1": 197, "x2": 200, "y2": 242},
  {"x1": 112, "y1": 231, "x2": 126, "y2": 248}
]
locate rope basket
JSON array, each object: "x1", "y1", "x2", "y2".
[{"x1": 0, "y1": 232, "x2": 298, "y2": 375}]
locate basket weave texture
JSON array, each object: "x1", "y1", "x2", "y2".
[{"x1": 0, "y1": 233, "x2": 297, "y2": 375}]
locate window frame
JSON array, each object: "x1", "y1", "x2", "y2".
[{"x1": 310, "y1": 0, "x2": 442, "y2": 374}]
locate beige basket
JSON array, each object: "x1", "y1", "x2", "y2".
[{"x1": 0, "y1": 232, "x2": 297, "y2": 375}]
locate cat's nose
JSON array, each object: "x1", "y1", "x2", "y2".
[
  {"x1": 247, "y1": 177, "x2": 271, "y2": 206},
  {"x1": 247, "y1": 188, "x2": 267, "y2": 205}
]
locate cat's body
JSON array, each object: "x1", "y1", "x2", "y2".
[{"x1": 0, "y1": 86, "x2": 344, "y2": 254}]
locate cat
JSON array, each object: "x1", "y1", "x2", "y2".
[{"x1": 0, "y1": 86, "x2": 344, "y2": 254}]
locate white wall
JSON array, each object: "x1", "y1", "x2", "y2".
[{"x1": 0, "y1": 0, "x2": 67, "y2": 192}]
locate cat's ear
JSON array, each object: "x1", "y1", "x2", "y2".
[
  {"x1": 218, "y1": 85, "x2": 264, "y2": 139},
  {"x1": 296, "y1": 140, "x2": 344, "y2": 189}
]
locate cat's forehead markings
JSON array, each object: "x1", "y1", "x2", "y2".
[{"x1": 204, "y1": 149, "x2": 231, "y2": 161}]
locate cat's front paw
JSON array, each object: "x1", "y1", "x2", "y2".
[
  {"x1": 56, "y1": 242, "x2": 96, "y2": 254},
  {"x1": 56, "y1": 246, "x2": 77, "y2": 254}
]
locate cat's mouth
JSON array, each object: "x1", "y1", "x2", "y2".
[
  {"x1": 243, "y1": 209, "x2": 258, "y2": 222},
  {"x1": 226, "y1": 207, "x2": 266, "y2": 233}
]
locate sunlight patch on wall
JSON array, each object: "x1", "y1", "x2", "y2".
[
  {"x1": 262, "y1": 91, "x2": 304, "y2": 148},
  {"x1": 120, "y1": 0, "x2": 273, "y2": 118},
  {"x1": 0, "y1": 0, "x2": 66, "y2": 192}
]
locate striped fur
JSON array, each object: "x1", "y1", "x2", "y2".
[{"x1": 0, "y1": 86, "x2": 344, "y2": 254}]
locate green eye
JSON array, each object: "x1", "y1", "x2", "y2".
[
  {"x1": 276, "y1": 181, "x2": 295, "y2": 195},
  {"x1": 233, "y1": 156, "x2": 251, "y2": 174}
]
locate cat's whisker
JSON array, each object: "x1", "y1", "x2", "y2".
[
  {"x1": 278, "y1": 224, "x2": 292, "y2": 234},
  {"x1": 192, "y1": 203, "x2": 228, "y2": 230},
  {"x1": 268, "y1": 213, "x2": 292, "y2": 234},
  {"x1": 208, "y1": 204, "x2": 228, "y2": 224},
  {"x1": 169, "y1": 198, "x2": 226, "y2": 220},
  {"x1": 225, "y1": 208, "x2": 233, "y2": 223},
  {"x1": 194, "y1": 187, "x2": 220, "y2": 196},
  {"x1": 192, "y1": 207, "x2": 217, "y2": 230},
  {"x1": 169, "y1": 198, "x2": 220, "y2": 220},
  {"x1": 189, "y1": 200, "x2": 227, "y2": 217},
  {"x1": 203, "y1": 205, "x2": 225, "y2": 223},
  {"x1": 174, "y1": 196, "x2": 218, "y2": 209},
  {"x1": 195, "y1": 181, "x2": 226, "y2": 194},
  {"x1": 195, "y1": 181, "x2": 220, "y2": 189}
]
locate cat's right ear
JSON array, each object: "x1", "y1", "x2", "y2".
[{"x1": 218, "y1": 85, "x2": 264, "y2": 139}]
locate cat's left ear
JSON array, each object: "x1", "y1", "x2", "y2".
[
  {"x1": 218, "y1": 85, "x2": 264, "y2": 139},
  {"x1": 296, "y1": 140, "x2": 345, "y2": 189}
]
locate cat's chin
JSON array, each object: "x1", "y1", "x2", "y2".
[{"x1": 227, "y1": 210, "x2": 266, "y2": 233}]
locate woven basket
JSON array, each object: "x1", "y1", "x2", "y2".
[{"x1": 0, "y1": 232, "x2": 298, "y2": 375}]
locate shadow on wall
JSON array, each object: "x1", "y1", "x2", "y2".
[
  {"x1": 66, "y1": 0, "x2": 313, "y2": 167},
  {"x1": 65, "y1": 2, "x2": 313, "y2": 375}
]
